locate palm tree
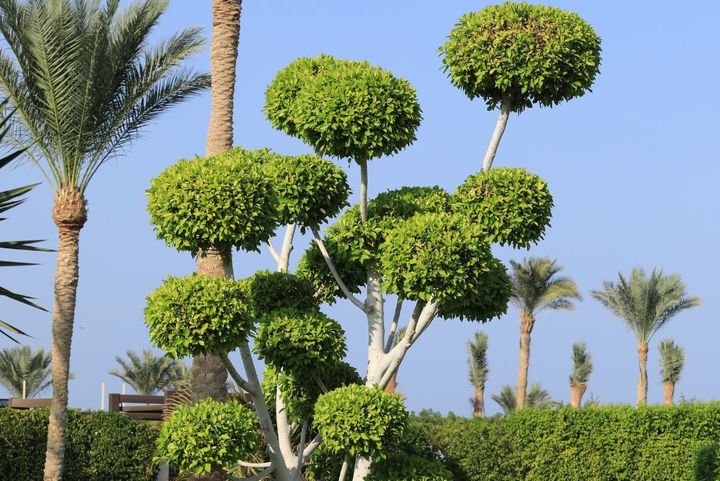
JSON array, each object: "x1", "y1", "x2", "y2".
[
  {"x1": 0, "y1": 2, "x2": 208, "y2": 478},
  {"x1": 468, "y1": 331, "x2": 489, "y2": 417},
  {"x1": 0, "y1": 346, "x2": 51, "y2": 398},
  {"x1": 191, "y1": 0, "x2": 244, "y2": 404},
  {"x1": 0, "y1": 103, "x2": 48, "y2": 342},
  {"x1": 658, "y1": 339, "x2": 684, "y2": 407},
  {"x1": 510, "y1": 257, "x2": 581, "y2": 409},
  {"x1": 109, "y1": 350, "x2": 189, "y2": 396},
  {"x1": 592, "y1": 267, "x2": 699, "y2": 406},
  {"x1": 569, "y1": 341, "x2": 592, "y2": 408},
  {"x1": 492, "y1": 383, "x2": 555, "y2": 414}
]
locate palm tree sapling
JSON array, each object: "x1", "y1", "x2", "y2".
[
  {"x1": 658, "y1": 339, "x2": 684, "y2": 407},
  {"x1": 569, "y1": 341, "x2": 592, "y2": 408},
  {"x1": 468, "y1": 331, "x2": 489, "y2": 417}
]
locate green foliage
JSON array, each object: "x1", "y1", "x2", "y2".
[
  {"x1": 145, "y1": 275, "x2": 253, "y2": 358},
  {"x1": 468, "y1": 331, "x2": 489, "y2": 388},
  {"x1": 255, "y1": 308, "x2": 346, "y2": 375},
  {"x1": 146, "y1": 148, "x2": 279, "y2": 256},
  {"x1": 420, "y1": 405, "x2": 720, "y2": 481},
  {"x1": 382, "y1": 212, "x2": 511, "y2": 321},
  {"x1": 241, "y1": 270, "x2": 319, "y2": 317},
  {"x1": 510, "y1": 257, "x2": 581, "y2": 315},
  {"x1": 314, "y1": 385, "x2": 408, "y2": 459},
  {"x1": 368, "y1": 454, "x2": 454, "y2": 481},
  {"x1": 570, "y1": 341, "x2": 593, "y2": 386},
  {"x1": 155, "y1": 398, "x2": 259, "y2": 476},
  {"x1": 659, "y1": 339, "x2": 685, "y2": 384},
  {"x1": 492, "y1": 383, "x2": 555, "y2": 414},
  {"x1": 0, "y1": 345, "x2": 52, "y2": 397},
  {"x1": 262, "y1": 361, "x2": 362, "y2": 423},
  {"x1": 297, "y1": 186, "x2": 452, "y2": 303},
  {"x1": 266, "y1": 153, "x2": 350, "y2": 229},
  {"x1": 453, "y1": 168, "x2": 553, "y2": 249},
  {"x1": 265, "y1": 55, "x2": 422, "y2": 160},
  {"x1": 694, "y1": 444, "x2": 720, "y2": 481},
  {"x1": 108, "y1": 349, "x2": 189, "y2": 396},
  {"x1": 0, "y1": 409, "x2": 158, "y2": 481},
  {"x1": 440, "y1": 2, "x2": 601, "y2": 112}
]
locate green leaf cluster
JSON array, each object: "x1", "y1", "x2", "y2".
[
  {"x1": 314, "y1": 385, "x2": 408, "y2": 459},
  {"x1": 145, "y1": 275, "x2": 253, "y2": 358},
  {"x1": 155, "y1": 399, "x2": 259, "y2": 476},
  {"x1": 265, "y1": 55, "x2": 421, "y2": 161},
  {"x1": 440, "y1": 2, "x2": 601, "y2": 112},
  {"x1": 381, "y1": 212, "x2": 511, "y2": 321},
  {"x1": 266, "y1": 153, "x2": 350, "y2": 229},
  {"x1": 242, "y1": 270, "x2": 320, "y2": 317},
  {"x1": 146, "y1": 147, "x2": 278, "y2": 256},
  {"x1": 255, "y1": 308, "x2": 347, "y2": 375},
  {"x1": 694, "y1": 444, "x2": 720, "y2": 481},
  {"x1": 368, "y1": 454, "x2": 454, "y2": 481},
  {"x1": 261, "y1": 361, "x2": 362, "y2": 423},
  {"x1": 453, "y1": 167, "x2": 553, "y2": 249}
]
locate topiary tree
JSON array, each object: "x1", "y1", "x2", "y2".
[
  {"x1": 146, "y1": 18, "x2": 599, "y2": 475},
  {"x1": 440, "y1": 2, "x2": 602, "y2": 171}
]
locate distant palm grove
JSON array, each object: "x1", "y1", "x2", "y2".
[{"x1": 0, "y1": 1, "x2": 715, "y2": 481}]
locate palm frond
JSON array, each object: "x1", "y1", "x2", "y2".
[
  {"x1": 109, "y1": 349, "x2": 188, "y2": 395},
  {"x1": 658, "y1": 338, "x2": 684, "y2": 384},
  {"x1": 570, "y1": 341, "x2": 592, "y2": 386},
  {"x1": 468, "y1": 331, "x2": 489, "y2": 388},
  {"x1": 0, "y1": 345, "x2": 52, "y2": 397},
  {"x1": 510, "y1": 257, "x2": 581, "y2": 315}
]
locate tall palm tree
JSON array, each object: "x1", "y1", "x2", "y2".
[
  {"x1": 0, "y1": 103, "x2": 48, "y2": 342},
  {"x1": 492, "y1": 383, "x2": 555, "y2": 414},
  {"x1": 0, "y1": 346, "x2": 52, "y2": 398},
  {"x1": 0, "y1": 2, "x2": 209, "y2": 478},
  {"x1": 468, "y1": 331, "x2": 489, "y2": 417},
  {"x1": 569, "y1": 341, "x2": 592, "y2": 408},
  {"x1": 592, "y1": 267, "x2": 699, "y2": 406},
  {"x1": 510, "y1": 257, "x2": 581, "y2": 409},
  {"x1": 191, "y1": 0, "x2": 244, "y2": 404},
  {"x1": 109, "y1": 350, "x2": 189, "y2": 396},
  {"x1": 658, "y1": 339, "x2": 684, "y2": 407}
]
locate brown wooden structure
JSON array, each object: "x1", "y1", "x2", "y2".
[
  {"x1": 7, "y1": 398, "x2": 52, "y2": 409},
  {"x1": 108, "y1": 393, "x2": 165, "y2": 421}
]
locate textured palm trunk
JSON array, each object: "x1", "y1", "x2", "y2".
[
  {"x1": 473, "y1": 386, "x2": 485, "y2": 417},
  {"x1": 516, "y1": 313, "x2": 534, "y2": 410},
  {"x1": 637, "y1": 342, "x2": 649, "y2": 407},
  {"x1": 663, "y1": 382, "x2": 675, "y2": 407},
  {"x1": 43, "y1": 187, "x2": 87, "y2": 481},
  {"x1": 570, "y1": 383, "x2": 587, "y2": 408},
  {"x1": 384, "y1": 374, "x2": 397, "y2": 393}
]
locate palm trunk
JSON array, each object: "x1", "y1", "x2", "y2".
[
  {"x1": 570, "y1": 383, "x2": 587, "y2": 408},
  {"x1": 516, "y1": 313, "x2": 534, "y2": 410},
  {"x1": 384, "y1": 373, "x2": 397, "y2": 393},
  {"x1": 663, "y1": 382, "x2": 675, "y2": 407},
  {"x1": 637, "y1": 342, "x2": 649, "y2": 407},
  {"x1": 473, "y1": 386, "x2": 485, "y2": 417},
  {"x1": 43, "y1": 188, "x2": 87, "y2": 481}
]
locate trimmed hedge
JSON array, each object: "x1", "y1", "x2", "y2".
[
  {"x1": 695, "y1": 443, "x2": 720, "y2": 481},
  {"x1": 417, "y1": 404, "x2": 720, "y2": 481},
  {"x1": 0, "y1": 408, "x2": 158, "y2": 481}
]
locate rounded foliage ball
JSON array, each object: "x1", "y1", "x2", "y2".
[
  {"x1": 381, "y1": 212, "x2": 512, "y2": 321},
  {"x1": 146, "y1": 147, "x2": 279, "y2": 256},
  {"x1": 255, "y1": 308, "x2": 347, "y2": 374},
  {"x1": 264, "y1": 55, "x2": 343, "y2": 136},
  {"x1": 242, "y1": 270, "x2": 319, "y2": 317},
  {"x1": 266, "y1": 55, "x2": 422, "y2": 161},
  {"x1": 262, "y1": 361, "x2": 362, "y2": 423},
  {"x1": 440, "y1": 2, "x2": 601, "y2": 111},
  {"x1": 267, "y1": 153, "x2": 350, "y2": 228},
  {"x1": 155, "y1": 398, "x2": 259, "y2": 475},
  {"x1": 145, "y1": 275, "x2": 253, "y2": 358},
  {"x1": 452, "y1": 167, "x2": 553, "y2": 249},
  {"x1": 314, "y1": 385, "x2": 408, "y2": 459}
]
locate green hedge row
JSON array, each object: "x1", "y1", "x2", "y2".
[
  {"x1": 0, "y1": 408, "x2": 158, "y2": 481},
  {"x1": 416, "y1": 403, "x2": 720, "y2": 481}
]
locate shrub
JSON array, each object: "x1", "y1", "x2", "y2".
[
  {"x1": 694, "y1": 444, "x2": 720, "y2": 481},
  {"x1": 0, "y1": 409, "x2": 158, "y2": 481}
]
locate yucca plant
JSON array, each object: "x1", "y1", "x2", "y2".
[
  {"x1": 592, "y1": 268, "x2": 699, "y2": 406},
  {"x1": 0, "y1": 101, "x2": 47, "y2": 342},
  {"x1": 0, "y1": 345, "x2": 51, "y2": 397},
  {"x1": 0, "y1": 1, "x2": 209, "y2": 478},
  {"x1": 659, "y1": 339, "x2": 684, "y2": 407},
  {"x1": 468, "y1": 331, "x2": 489, "y2": 417},
  {"x1": 569, "y1": 341, "x2": 592, "y2": 408},
  {"x1": 510, "y1": 257, "x2": 581, "y2": 409}
]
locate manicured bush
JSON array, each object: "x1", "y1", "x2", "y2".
[
  {"x1": 694, "y1": 443, "x2": 720, "y2": 481},
  {"x1": 0, "y1": 408, "x2": 158, "y2": 481}
]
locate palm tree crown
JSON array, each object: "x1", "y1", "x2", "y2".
[
  {"x1": 510, "y1": 257, "x2": 582, "y2": 317},
  {"x1": 659, "y1": 339, "x2": 684, "y2": 384},
  {"x1": 0, "y1": 0, "x2": 209, "y2": 193},
  {"x1": 0, "y1": 345, "x2": 52, "y2": 397},
  {"x1": 468, "y1": 331, "x2": 488, "y2": 388},
  {"x1": 591, "y1": 267, "x2": 700, "y2": 345},
  {"x1": 570, "y1": 341, "x2": 592, "y2": 386},
  {"x1": 109, "y1": 349, "x2": 189, "y2": 396},
  {"x1": 492, "y1": 383, "x2": 555, "y2": 414}
]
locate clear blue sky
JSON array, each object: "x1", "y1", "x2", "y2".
[{"x1": 2, "y1": 0, "x2": 719, "y2": 416}]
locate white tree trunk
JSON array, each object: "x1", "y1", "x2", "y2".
[
  {"x1": 482, "y1": 99, "x2": 511, "y2": 172},
  {"x1": 352, "y1": 457, "x2": 372, "y2": 481}
]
